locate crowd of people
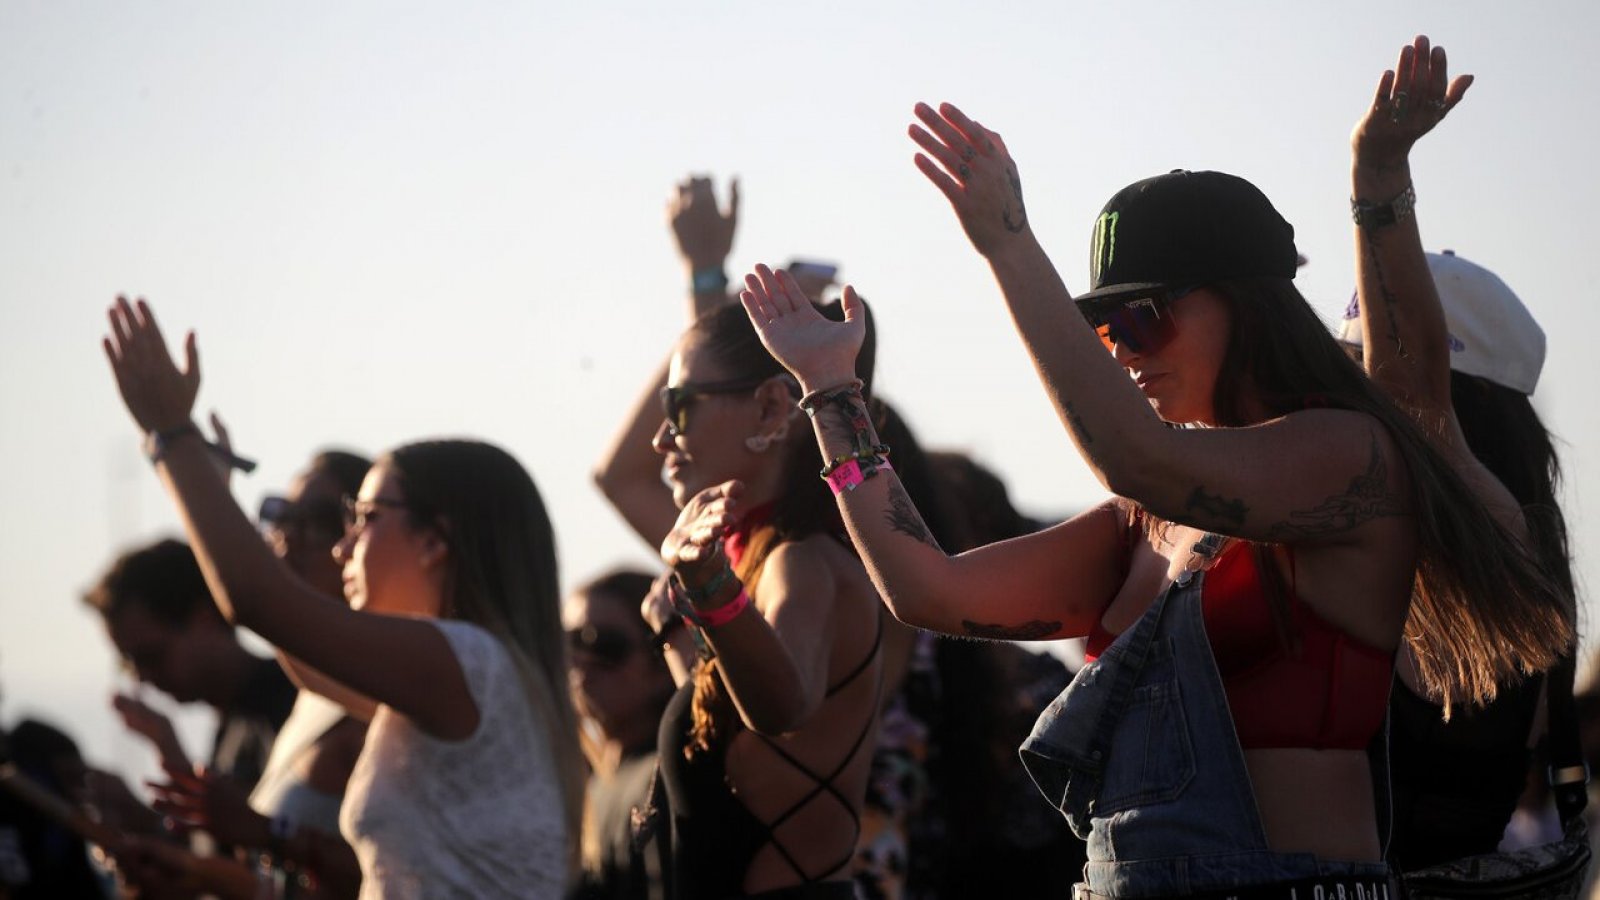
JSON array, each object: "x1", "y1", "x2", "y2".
[{"x1": 0, "y1": 33, "x2": 1593, "y2": 900}]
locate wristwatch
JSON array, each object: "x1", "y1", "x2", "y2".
[{"x1": 1351, "y1": 183, "x2": 1416, "y2": 229}]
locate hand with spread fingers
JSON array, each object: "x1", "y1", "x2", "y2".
[
  {"x1": 660, "y1": 480, "x2": 744, "y2": 589},
  {"x1": 101, "y1": 296, "x2": 201, "y2": 436},
  {"x1": 908, "y1": 101, "x2": 1030, "y2": 256},
  {"x1": 670, "y1": 174, "x2": 741, "y2": 271},
  {"x1": 1353, "y1": 34, "x2": 1473, "y2": 169},
  {"x1": 738, "y1": 264, "x2": 867, "y2": 395}
]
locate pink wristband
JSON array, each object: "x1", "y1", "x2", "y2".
[
  {"x1": 825, "y1": 459, "x2": 892, "y2": 495},
  {"x1": 696, "y1": 588, "x2": 751, "y2": 628}
]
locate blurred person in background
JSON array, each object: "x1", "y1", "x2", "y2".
[
  {"x1": 1343, "y1": 36, "x2": 1581, "y2": 873},
  {"x1": 565, "y1": 569, "x2": 675, "y2": 900}
]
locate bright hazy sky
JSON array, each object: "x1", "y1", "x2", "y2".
[{"x1": 3, "y1": 2, "x2": 1597, "y2": 783}]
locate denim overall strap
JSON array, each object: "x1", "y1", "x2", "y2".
[
  {"x1": 1024, "y1": 572, "x2": 1394, "y2": 897},
  {"x1": 1019, "y1": 577, "x2": 1179, "y2": 839}
]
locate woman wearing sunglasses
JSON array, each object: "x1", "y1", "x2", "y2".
[
  {"x1": 101, "y1": 298, "x2": 584, "y2": 899},
  {"x1": 735, "y1": 96, "x2": 1568, "y2": 898},
  {"x1": 564, "y1": 569, "x2": 675, "y2": 900},
  {"x1": 594, "y1": 272, "x2": 883, "y2": 897}
]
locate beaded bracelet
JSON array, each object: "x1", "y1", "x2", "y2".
[
  {"x1": 819, "y1": 445, "x2": 892, "y2": 479},
  {"x1": 797, "y1": 380, "x2": 865, "y2": 417}
]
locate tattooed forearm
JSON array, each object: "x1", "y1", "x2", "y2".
[
  {"x1": 885, "y1": 481, "x2": 941, "y2": 550},
  {"x1": 1064, "y1": 401, "x2": 1093, "y2": 445},
  {"x1": 1186, "y1": 486, "x2": 1249, "y2": 526},
  {"x1": 1360, "y1": 229, "x2": 1407, "y2": 359},
  {"x1": 962, "y1": 618, "x2": 1061, "y2": 641},
  {"x1": 810, "y1": 392, "x2": 877, "y2": 451},
  {"x1": 1002, "y1": 166, "x2": 1028, "y2": 233},
  {"x1": 1266, "y1": 432, "x2": 1404, "y2": 540}
]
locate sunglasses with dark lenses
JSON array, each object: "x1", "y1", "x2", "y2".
[
  {"x1": 567, "y1": 624, "x2": 639, "y2": 668},
  {"x1": 659, "y1": 377, "x2": 771, "y2": 437},
  {"x1": 1084, "y1": 286, "x2": 1197, "y2": 354},
  {"x1": 258, "y1": 495, "x2": 346, "y2": 536}
]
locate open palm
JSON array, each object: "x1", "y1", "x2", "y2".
[{"x1": 739, "y1": 264, "x2": 867, "y2": 395}]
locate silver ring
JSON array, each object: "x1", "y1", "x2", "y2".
[
  {"x1": 960, "y1": 145, "x2": 976, "y2": 162},
  {"x1": 1389, "y1": 91, "x2": 1409, "y2": 121},
  {"x1": 1426, "y1": 98, "x2": 1447, "y2": 115},
  {"x1": 958, "y1": 163, "x2": 971, "y2": 179}
]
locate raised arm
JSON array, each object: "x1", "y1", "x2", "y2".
[
  {"x1": 102, "y1": 298, "x2": 475, "y2": 739},
  {"x1": 900, "y1": 104, "x2": 1414, "y2": 543},
  {"x1": 1350, "y1": 35, "x2": 1473, "y2": 434},
  {"x1": 594, "y1": 175, "x2": 744, "y2": 550},
  {"x1": 671, "y1": 175, "x2": 741, "y2": 321}
]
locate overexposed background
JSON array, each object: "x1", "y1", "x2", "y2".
[{"x1": 3, "y1": 1, "x2": 1596, "y2": 790}]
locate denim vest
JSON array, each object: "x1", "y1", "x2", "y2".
[{"x1": 1020, "y1": 573, "x2": 1393, "y2": 897}]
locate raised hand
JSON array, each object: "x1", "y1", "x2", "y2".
[
  {"x1": 739, "y1": 264, "x2": 866, "y2": 395},
  {"x1": 909, "y1": 102, "x2": 1030, "y2": 256},
  {"x1": 111, "y1": 694, "x2": 191, "y2": 772},
  {"x1": 1352, "y1": 35, "x2": 1473, "y2": 168},
  {"x1": 670, "y1": 175, "x2": 740, "y2": 269},
  {"x1": 660, "y1": 480, "x2": 744, "y2": 587},
  {"x1": 102, "y1": 296, "x2": 200, "y2": 435}
]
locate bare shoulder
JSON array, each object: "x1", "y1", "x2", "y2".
[{"x1": 1255, "y1": 408, "x2": 1417, "y2": 544}]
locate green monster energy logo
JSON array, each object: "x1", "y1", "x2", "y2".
[{"x1": 1091, "y1": 211, "x2": 1119, "y2": 282}]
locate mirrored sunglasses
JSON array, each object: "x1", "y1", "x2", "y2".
[{"x1": 1084, "y1": 286, "x2": 1197, "y2": 354}]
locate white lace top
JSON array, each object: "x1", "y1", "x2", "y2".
[{"x1": 340, "y1": 619, "x2": 567, "y2": 899}]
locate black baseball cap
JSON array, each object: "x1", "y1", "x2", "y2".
[{"x1": 1076, "y1": 170, "x2": 1298, "y2": 314}]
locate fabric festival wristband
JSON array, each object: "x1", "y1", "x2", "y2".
[
  {"x1": 692, "y1": 267, "x2": 729, "y2": 294},
  {"x1": 826, "y1": 458, "x2": 892, "y2": 495},
  {"x1": 696, "y1": 588, "x2": 751, "y2": 628}
]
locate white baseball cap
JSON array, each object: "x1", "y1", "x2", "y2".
[{"x1": 1338, "y1": 250, "x2": 1545, "y2": 395}]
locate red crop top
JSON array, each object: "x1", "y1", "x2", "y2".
[{"x1": 1085, "y1": 543, "x2": 1394, "y2": 750}]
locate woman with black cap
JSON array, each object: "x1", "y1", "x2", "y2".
[{"x1": 730, "y1": 95, "x2": 1569, "y2": 898}]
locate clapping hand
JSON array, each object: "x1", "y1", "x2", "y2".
[
  {"x1": 909, "y1": 102, "x2": 1030, "y2": 256},
  {"x1": 1353, "y1": 35, "x2": 1472, "y2": 168},
  {"x1": 739, "y1": 264, "x2": 867, "y2": 396},
  {"x1": 660, "y1": 480, "x2": 744, "y2": 588}
]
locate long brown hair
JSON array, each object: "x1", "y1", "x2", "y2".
[
  {"x1": 385, "y1": 440, "x2": 586, "y2": 873},
  {"x1": 1200, "y1": 277, "x2": 1571, "y2": 709},
  {"x1": 681, "y1": 301, "x2": 876, "y2": 757}
]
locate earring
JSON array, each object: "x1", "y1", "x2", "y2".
[
  {"x1": 770, "y1": 423, "x2": 789, "y2": 443},
  {"x1": 745, "y1": 434, "x2": 771, "y2": 453}
]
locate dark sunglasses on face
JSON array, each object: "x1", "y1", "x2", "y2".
[
  {"x1": 567, "y1": 624, "x2": 638, "y2": 668},
  {"x1": 658, "y1": 376, "x2": 771, "y2": 437},
  {"x1": 1084, "y1": 286, "x2": 1197, "y2": 354},
  {"x1": 258, "y1": 495, "x2": 345, "y2": 536}
]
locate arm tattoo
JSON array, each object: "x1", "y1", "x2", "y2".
[
  {"x1": 1185, "y1": 486, "x2": 1249, "y2": 526},
  {"x1": 1266, "y1": 432, "x2": 1404, "y2": 541},
  {"x1": 1064, "y1": 401, "x2": 1093, "y2": 445},
  {"x1": 885, "y1": 481, "x2": 941, "y2": 550},
  {"x1": 1002, "y1": 166, "x2": 1028, "y2": 233},
  {"x1": 1361, "y1": 230, "x2": 1407, "y2": 359},
  {"x1": 962, "y1": 618, "x2": 1061, "y2": 641}
]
